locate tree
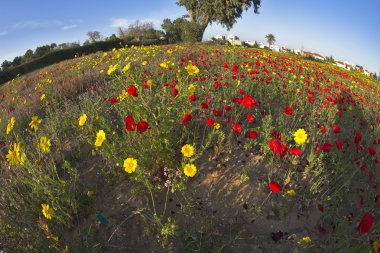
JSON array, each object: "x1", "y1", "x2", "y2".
[
  {"x1": 22, "y1": 49, "x2": 34, "y2": 64},
  {"x1": 34, "y1": 45, "x2": 51, "y2": 58},
  {"x1": 107, "y1": 34, "x2": 118, "y2": 41},
  {"x1": 1, "y1": 60, "x2": 12, "y2": 71},
  {"x1": 325, "y1": 55, "x2": 335, "y2": 64},
  {"x1": 86, "y1": 31, "x2": 101, "y2": 43},
  {"x1": 161, "y1": 18, "x2": 185, "y2": 43},
  {"x1": 265, "y1": 33, "x2": 275, "y2": 48},
  {"x1": 177, "y1": 0, "x2": 261, "y2": 41},
  {"x1": 12, "y1": 56, "x2": 22, "y2": 67}
]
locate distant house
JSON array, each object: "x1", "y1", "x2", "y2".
[
  {"x1": 257, "y1": 42, "x2": 265, "y2": 49},
  {"x1": 334, "y1": 61, "x2": 346, "y2": 69},
  {"x1": 293, "y1": 49, "x2": 302, "y2": 55},
  {"x1": 244, "y1": 41, "x2": 256, "y2": 47},
  {"x1": 227, "y1": 34, "x2": 243, "y2": 46},
  {"x1": 214, "y1": 35, "x2": 225, "y2": 40},
  {"x1": 270, "y1": 45, "x2": 280, "y2": 52},
  {"x1": 363, "y1": 69, "x2": 371, "y2": 76},
  {"x1": 344, "y1": 61, "x2": 354, "y2": 70},
  {"x1": 303, "y1": 51, "x2": 325, "y2": 61}
]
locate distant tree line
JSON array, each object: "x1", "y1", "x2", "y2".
[{"x1": 0, "y1": 20, "x2": 173, "y2": 84}]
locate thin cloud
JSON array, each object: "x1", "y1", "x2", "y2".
[
  {"x1": 0, "y1": 31, "x2": 8, "y2": 36},
  {"x1": 12, "y1": 20, "x2": 64, "y2": 29},
  {"x1": 110, "y1": 18, "x2": 129, "y2": 28},
  {"x1": 62, "y1": 24, "x2": 79, "y2": 30}
]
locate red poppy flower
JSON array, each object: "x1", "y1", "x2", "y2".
[
  {"x1": 213, "y1": 109, "x2": 222, "y2": 117},
  {"x1": 269, "y1": 139, "x2": 287, "y2": 157},
  {"x1": 289, "y1": 148, "x2": 302, "y2": 155},
  {"x1": 125, "y1": 116, "x2": 136, "y2": 131},
  {"x1": 231, "y1": 122, "x2": 242, "y2": 134},
  {"x1": 128, "y1": 85, "x2": 138, "y2": 97},
  {"x1": 189, "y1": 94, "x2": 196, "y2": 102},
  {"x1": 368, "y1": 146, "x2": 376, "y2": 156},
  {"x1": 240, "y1": 95, "x2": 257, "y2": 108},
  {"x1": 354, "y1": 130, "x2": 362, "y2": 146},
  {"x1": 246, "y1": 131, "x2": 258, "y2": 139},
  {"x1": 201, "y1": 102, "x2": 208, "y2": 109},
  {"x1": 231, "y1": 64, "x2": 239, "y2": 74},
  {"x1": 332, "y1": 124, "x2": 341, "y2": 133},
  {"x1": 170, "y1": 86, "x2": 178, "y2": 98},
  {"x1": 283, "y1": 106, "x2": 293, "y2": 116},
  {"x1": 206, "y1": 118, "x2": 214, "y2": 126},
  {"x1": 182, "y1": 114, "x2": 192, "y2": 126},
  {"x1": 109, "y1": 97, "x2": 117, "y2": 104},
  {"x1": 224, "y1": 105, "x2": 232, "y2": 111},
  {"x1": 269, "y1": 181, "x2": 282, "y2": 193},
  {"x1": 222, "y1": 62, "x2": 229, "y2": 68},
  {"x1": 136, "y1": 121, "x2": 149, "y2": 134},
  {"x1": 320, "y1": 143, "x2": 333, "y2": 152},
  {"x1": 357, "y1": 212, "x2": 374, "y2": 234},
  {"x1": 336, "y1": 139, "x2": 343, "y2": 150},
  {"x1": 1, "y1": 142, "x2": 6, "y2": 147},
  {"x1": 247, "y1": 113, "x2": 255, "y2": 123}
]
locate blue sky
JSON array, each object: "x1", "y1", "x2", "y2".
[{"x1": 0, "y1": 0, "x2": 379, "y2": 73}]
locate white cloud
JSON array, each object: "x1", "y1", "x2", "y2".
[
  {"x1": 110, "y1": 18, "x2": 161, "y2": 29},
  {"x1": 0, "y1": 31, "x2": 8, "y2": 36},
  {"x1": 110, "y1": 18, "x2": 129, "y2": 28},
  {"x1": 12, "y1": 20, "x2": 64, "y2": 29},
  {"x1": 61, "y1": 24, "x2": 79, "y2": 30}
]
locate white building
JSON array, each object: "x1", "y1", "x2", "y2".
[
  {"x1": 334, "y1": 61, "x2": 346, "y2": 69},
  {"x1": 244, "y1": 41, "x2": 255, "y2": 47},
  {"x1": 257, "y1": 42, "x2": 265, "y2": 48},
  {"x1": 270, "y1": 45, "x2": 280, "y2": 52},
  {"x1": 227, "y1": 34, "x2": 243, "y2": 46},
  {"x1": 214, "y1": 34, "x2": 225, "y2": 40},
  {"x1": 293, "y1": 49, "x2": 302, "y2": 55}
]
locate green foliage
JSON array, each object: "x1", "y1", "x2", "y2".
[
  {"x1": 176, "y1": 0, "x2": 261, "y2": 41},
  {"x1": 265, "y1": 33, "x2": 276, "y2": 47}
]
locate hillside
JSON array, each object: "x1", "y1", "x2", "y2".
[{"x1": 0, "y1": 44, "x2": 379, "y2": 253}]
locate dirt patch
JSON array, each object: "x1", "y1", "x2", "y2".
[{"x1": 63, "y1": 148, "x2": 324, "y2": 252}]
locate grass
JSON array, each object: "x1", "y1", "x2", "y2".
[{"x1": 0, "y1": 44, "x2": 379, "y2": 253}]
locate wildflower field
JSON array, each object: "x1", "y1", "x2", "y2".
[{"x1": 0, "y1": 44, "x2": 379, "y2": 252}]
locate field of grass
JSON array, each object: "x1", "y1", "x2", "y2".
[{"x1": 0, "y1": 44, "x2": 379, "y2": 252}]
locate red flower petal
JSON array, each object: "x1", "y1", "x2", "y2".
[
  {"x1": 247, "y1": 113, "x2": 255, "y2": 123},
  {"x1": 182, "y1": 114, "x2": 192, "y2": 126},
  {"x1": 109, "y1": 97, "x2": 117, "y2": 104},
  {"x1": 136, "y1": 121, "x2": 149, "y2": 134},
  {"x1": 246, "y1": 131, "x2": 258, "y2": 139},
  {"x1": 358, "y1": 212, "x2": 374, "y2": 234},
  {"x1": 368, "y1": 146, "x2": 376, "y2": 156},
  {"x1": 206, "y1": 118, "x2": 214, "y2": 126},
  {"x1": 189, "y1": 94, "x2": 196, "y2": 102},
  {"x1": 231, "y1": 63, "x2": 239, "y2": 74},
  {"x1": 333, "y1": 124, "x2": 341, "y2": 133},
  {"x1": 127, "y1": 85, "x2": 138, "y2": 97},
  {"x1": 269, "y1": 181, "x2": 282, "y2": 193},
  {"x1": 283, "y1": 106, "x2": 293, "y2": 116},
  {"x1": 288, "y1": 148, "x2": 302, "y2": 155},
  {"x1": 231, "y1": 122, "x2": 242, "y2": 134},
  {"x1": 125, "y1": 116, "x2": 136, "y2": 131},
  {"x1": 240, "y1": 95, "x2": 257, "y2": 108}
]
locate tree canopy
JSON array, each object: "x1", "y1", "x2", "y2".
[
  {"x1": 177, "y1": 0, "x2": 261, "y2": 40},
  {"x1": 265, "y1": 33, "x2": 275, "y2": 47}
]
